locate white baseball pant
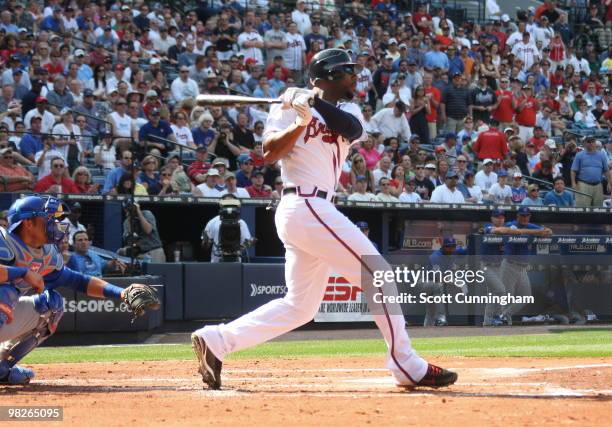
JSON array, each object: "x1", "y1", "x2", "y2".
[{"x1": 195, "y1": 194, "x2": 428, "y2": 385}]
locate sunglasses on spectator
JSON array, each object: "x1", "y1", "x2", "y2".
[
  {"x1": 123, "y1": 156, "x2": 133, "y2": 160},
  {"x1": 76, "y1": 171, "x2": 87, "y2": 175},
  {"x1": 3, "y1": 155, "x2": 13, "y2": 159},
  {"x1": 52, "y1": 163, "x2": 65, "y2": 168},
  {"x1": 275, "y1": 181, "x2": 283, "y2": 185},
  {"x1": 457, "y1": 160, "x2": 466, "y2": 163}
]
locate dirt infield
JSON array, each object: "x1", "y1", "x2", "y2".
[{"x1": 2, "y1": 356, "x2": 611, "y2": 426}]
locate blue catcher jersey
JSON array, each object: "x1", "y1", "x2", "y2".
[{"x1": 0, "y1": 227, "x2": 63, "y2": 295}]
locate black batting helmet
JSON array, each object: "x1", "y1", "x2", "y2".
[{"x1": 309, "y1": 48, "x2": 356, "y2": 82}]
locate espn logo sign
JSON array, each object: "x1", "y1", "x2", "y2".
[{"x1": 323, "y1": 277, "x2": 362, "y2": 301}]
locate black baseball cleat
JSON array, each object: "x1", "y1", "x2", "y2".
[
  {"x1": 191, "y1": 333, "x2": 222, "y2": 390},
  {"x1": 397, "y1": 364, "x2": 458, "y2": 389}
]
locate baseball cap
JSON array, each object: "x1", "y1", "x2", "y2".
[
  {"x1": 527, "y1": 184, "x2": 539, "y2": 192},
  {"x1": 35, "y1": 96, "x2": 47, "y2": 103},
  {"x1": 501, "y1": 14, "x2": 510, "y2": 22},
  {"x1": 491, "y1": 208, "x2": 505, "y2": 217},
  {"x1": 195, "y1": 145, "x2": 208, "y2": 152},
  {"x1": 435, "y1": 145, "x2": 446, "y2": 153},
  {"x1": 513, "y1": 172, "x2": 523, "y2": 178},
  {"x1": 355, "y1": 221, "x2": 369, "y2": 230},
  {"x1": 545, "y1": 139, "x2": 557, "y2": 149},
  {"x1": 252, "y1": 170, "x2": 264, "y2": 177},
  {"x1": 237, "y1": 153, "x2": 252, "y2": 164},
  {"x1": 446, "y1": 170, "x2": 458, "y2": 178},
  {"x1": 445, "y1": 132, "x2": 457, "y2": 140},
  {"x1": 442, "y1": 237, "x2": 457, "y2": 246},
  {"x1": 74, "y1": 49, "x2": 85, "y2": 57},
  {"x1": 355, "y1": 175, "x2": 367, "y2": 182},
  {"x1": 212, "y1": 159, "x2": 227, "y2": 168},
  {"x1": 224, "y1": 172, "x2": 236, "y2": 180},
  {"x1": 398, "y1": 43, "x2": 407, "y2": 49},
  {"x1": 497, "y1": 169, "x2": 508, "y2": 177},
  {"x1": 388, "y1": 38, "x2": 398, "y2": 45},
  {"x1": 482, "y1": 158, "x2": 493, "y2": 165},
  {"x1": 410, "y1": 135, "x2": 421, "y2": 142},
  {"x1": 206, "y1": 168, "x2": 220, "y2": 177},
  {"x1": 150, "y1": 57, "x2": 161, "y2": 65},
  {"x1": 12, "y1": 69, "x2": 23, "y2": 76},
  {"x1": 83, "y1": 88, "x2": 94, "y2": 97},
  {"x1": 146, "y1": 90, "x2": 158, "y2": 98},
  {"x1": 424, "y1": 163, "x2": 436, "y2": 170},
  {"x1": 517, "y1": 206, "x2": 531, "y2": 216},
  {"x1": 452, "y1": 71, "x2": 462, "y2": 78},
  {"x1": 504, "y1": 127, "x2": 514, "y2": 133}
]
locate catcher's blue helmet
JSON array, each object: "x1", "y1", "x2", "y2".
[{"x1": 7, "y1": 196, "x2": 70, "y2": 243}]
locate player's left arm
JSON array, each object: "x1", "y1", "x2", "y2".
[{"x1": 312, "y1": 97, "x2": 364, "y2": 142}]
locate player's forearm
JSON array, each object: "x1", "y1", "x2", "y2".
[
  {"x1": 86, "y1": 276, "x2": 124, "y2": 299},
  {"x1": 0, "y1": 266, "x2": 29, "y2": 283},
  {"x1": 263, "y1": 124, "x2": 304, "y2": 164}
]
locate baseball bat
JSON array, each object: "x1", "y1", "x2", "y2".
[{"x1": 195, "y1": 94, "x2": 315, "y2": 107}]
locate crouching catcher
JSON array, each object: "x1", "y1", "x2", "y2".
[{"x1": 0, "y1": 196, "x2": 159, "y2": 385}]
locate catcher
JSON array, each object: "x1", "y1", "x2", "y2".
[{"x1": 0, "y1": 196, "x2": 160, "y2": 384}]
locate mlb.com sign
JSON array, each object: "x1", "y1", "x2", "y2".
[{"x1": 316, "y1": 275, "x2": 372, "y2": 322}]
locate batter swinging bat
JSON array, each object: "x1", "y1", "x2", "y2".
[{"x1": 195, "y1": 94, "x2": 315, "y2": 107}]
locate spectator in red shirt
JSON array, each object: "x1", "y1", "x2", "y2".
[
  {"x1": 492, "y1": 77, "x2": 515, "y2": 129},
  {"x1": 249, "y1": 141, "x2": 265, "y2": 168},
  {"x1": 472, "y1": 121, "x2": 509, "y2": 161},
  {"x1": 423, "y1": 73, "x2": 441, "y2": 139},
  {"x1": 549, "y1": 65, "x2": 565, "y2": 87},
  {"x1": 265, "y1": 56, "x2": 290, "y2": 80},
  {"x1": 412, "y1": 4, "x2": 433, "y2": 35},
  {"x1": 515, "y1": 85, "x2": 539, "y2": 142},
  {"x1": 33, "y1": 157, "x2": 80, "y2": 194},
  {"x1": 528, "y1": 126, "x2": 547, "y2": 151},
  {"x1": 187, "y1": 146, "x2": 211, "y2": 185},
  {"x1": 246, "y1": 170, "x2": 271, "y2": 198}
]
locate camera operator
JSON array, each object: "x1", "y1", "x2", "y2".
[
  {"x1": 201, "y1": 195, "x2": 254, "y2": 263},
  {"x1": 118, "y1": 200, "x2": 166, "y2": 263}
]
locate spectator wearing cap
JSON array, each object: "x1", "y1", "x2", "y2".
[
  {"x1": 371, "y1": 101, "x2": 412, "y2": 143},
  {"x1": 195, "y1": 168, "x2": 224, "y2": 197},
  {"x1": 399, "y1": 178, "x2": 422, "y2": 203},
  {"x1": 571, "y1": 137, "x2": 610, "y2": 207},
  {"x1": 187, "y1": 146, "x2": 212, "y2": 185},
  {"x1": 138, "y1": 108, "x2": 177, "y2": 157},
  {"x1": 106, "y1": 64, "x2": 132, "y2": 95},
  {"x1": 24, "y1": 96, "x2": 54, "y2": 133},
  {"x1": 514, "y1": 85, "x2": 539, "y2": 142},
  {"x1": 470, "y1": 74, "x2": 497, "y2": 123},
  {"x1": 487, "y1": 170, "x2": 512, "y2": 204},
  {"x1": 430, "y1": 170, "x2": 465, "y2": 203},
  {"x1": 171, "y1": 66, "x2": 199, "y2": 103},
  {"x1": 219, "y1": 172, "x2": 250, "y2": 198},
  {"x1": 475, "y1": 158, "x2": 498, "y2": 195},
  {"x1": 246, "y1": 170, "x2": 272, "y2": 198},
  {"x1": 39, "y1": 5, "x2": 64, "y2": 32},
  {"x1": 472, "y1": 122, "x2": 508, "y2": 161},
  {"x1": 102, "y1": 149, "x2": 134, "y2": 194},
  {"x1": 73, "y1": 89, "x2": 105, "y2": 136},
  {"x1": 2, "y1": 55, "x2": 31, "y2": 90},
  {"x1": 440, "y1": 72, "x2": 472, "y2": 133},
  {"x1": 19, "y1": 115, "x2": 44, "y2": 162},
  {"x1": 354, "y1": 221, "x2": 379, "y2": 251},
  {"x1": 544, "y1": 176, "x2": 575, "y2": 207},
  {"x1": 348, "y1": 175, "x2": 377, "y2": 201},
  {"x1": 0, "y1": 147, "x2": 34, "y2": 192},
  {"x1": 372, "y1": 55, "x2": 395, "y2": 105},
  {"x1": 234, "y1": 153, "x2": 254, "y2": 188},
  {"x1": 511, "y1": 31, "x2": 540, "y2": 72}
]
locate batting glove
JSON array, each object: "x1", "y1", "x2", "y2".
[
  {"x1": 293, "y1": 94, "x2": 313, "y2": 127},
  {"x1": 281, "y1": 88, "x2": 314, "y2": 109}
]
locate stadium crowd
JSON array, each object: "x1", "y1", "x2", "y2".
[{"x1": 0, "y1": 0, "x2": 610, "y2": 207}]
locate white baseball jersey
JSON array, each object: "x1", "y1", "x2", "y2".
[
  {"x1": 283, "y1": 33, "x2": 306, "y2": 71},
  {"x1": 264, "y1": 101, "x2": 367, "y2": 193},
  {"x1": 511, "y1": 42, "x2": 540, "y2": 71},
  {"x1": 356, "y1": 68, "x2": 372, "y2": 96}
]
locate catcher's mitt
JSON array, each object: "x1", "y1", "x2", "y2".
[{"x1": 123, "y1": 284, "x2": 161, "y2": 322}]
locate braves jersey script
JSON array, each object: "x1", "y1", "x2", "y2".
[
  {"x1": 264, "y1": 102, "x2": 367, "y2": 193},
  {"x1": 0, "y1": 228, "x2": 63, "y2": 295}
]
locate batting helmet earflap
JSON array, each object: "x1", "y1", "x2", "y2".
[{"x1": 309, "y1": 48, "x2": 357, "y2": 82}]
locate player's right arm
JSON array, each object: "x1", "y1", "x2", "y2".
[{"x1": 263, "y1": 124, "x2": 306, "y2": 165}]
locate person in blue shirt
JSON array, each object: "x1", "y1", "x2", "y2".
[
  {"x1": 481, "y1": 209, "x2": 508, "y2": 326},
  {"x1": 39, "y1": 6, "x2": 63, "y2": 32},
  {"x1": 447, "y1": 46, "x2": 464, "y2": 77},
  {"x1": 192, "y1": 113, "x2": 216, "y2": 149},
  {"x1": 424, "y1": 40, "x2": 449, "y2": 72},
  {"x1": 67, "y1": 231, "x2": 126, "y2": 277},
  {"x1": 138, "y1": 108, "x2": 177, "y2": 157},
  {"x1": 570, "y1": 136, "x2": 610, "y2": 207},
  {"x1": 424, "y1": 237, "x2": 468, "y2": 326},
  {"x1": 491, "y1": 207, "x2": 552, "y2": 325},
  {"x1": 19, "y1": 116, "x2": 44, "y2": 162},
  {"x1": 102, "y1": 150, "x2": 134, "y2": 194},
  {"x1": 355, "y1": 221, "x2": 379, "y2": 252},
  {"x1": 544, "y1": 177, "x2": 575, "y2": 207}
]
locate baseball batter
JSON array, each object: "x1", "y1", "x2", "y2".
[
  {"x1": 0, "y1": 196, "x2": 159, "y2": 384},
  {"x1": 192, "y1": 49, "x2": 457, "y2": 390}
]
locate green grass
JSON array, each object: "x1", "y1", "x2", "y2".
[{"x1": 22, "y1": 330, "x2": 612, "y2": 365}]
